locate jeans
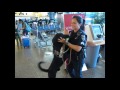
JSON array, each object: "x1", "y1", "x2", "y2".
[{"x1": 67, "y1": 57, "x2": 85, "y2": 78}]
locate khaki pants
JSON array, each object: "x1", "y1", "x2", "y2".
[{"x1": 15, "y1": 35, "x2": 22, "y2": 47}]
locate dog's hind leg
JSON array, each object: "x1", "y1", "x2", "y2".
[{"x1": 48, "y1": 56, "x2": 63, "y2": 78}]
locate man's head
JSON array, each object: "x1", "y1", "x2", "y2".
[{"x1": 19, "y1": 19, "x2": 23, "y2": 24}]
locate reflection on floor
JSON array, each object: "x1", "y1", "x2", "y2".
[{"x1": 15, "y1": 35, "x2": 105, "y2": 78}]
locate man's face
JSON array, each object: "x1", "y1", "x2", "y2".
[{"x1": 71, "y1": 18, "x2": 81, "y2": 30}]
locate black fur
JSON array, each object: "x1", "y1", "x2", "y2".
[
  {"x1": 38, "y1": 62, "x2": 49, "y2": 72},
  {"x1": 38, "y1": 33, "x2": 68, "y2": 78}
]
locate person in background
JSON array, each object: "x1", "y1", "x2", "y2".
[
  {"x1": 17, "y1": 19, "x2": 22, "y2": 35},
  {"x1": 19, "y1": 19, "x2": 28, "y2": 35},
  {"x1": 38, "y1": 19, "x2": 42, "y2": 26},
  {"x1": 15, "y1": 25, "x2": 22, "y2": 47},
  {"x1": 24, "y1": 19, "x2": 28, "y2": 23}
]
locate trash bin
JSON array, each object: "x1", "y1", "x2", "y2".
[{"x1": 85, "y1": 45, "x2": 100, "y2": 68}]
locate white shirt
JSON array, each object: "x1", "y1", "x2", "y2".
[
  {"x1": 17, "y1": 23, "x2": 22, "y2": 31},
  {"x1": 21, "y1": 35, "x2": 29, "y2": 39}
]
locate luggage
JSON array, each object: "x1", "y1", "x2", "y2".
[{"x1": 21, "y1": 35, "x2": 30, "y2": 48}]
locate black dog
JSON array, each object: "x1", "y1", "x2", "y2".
[{"x1": 38, "y1": 33, "x2": 69, "y2": 78}]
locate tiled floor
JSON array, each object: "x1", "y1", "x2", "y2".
[{"x1": 15, "y1": 35, "x2": 105, "y2": 78}]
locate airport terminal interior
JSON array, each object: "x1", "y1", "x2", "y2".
[{"x1": 15, "y1": 12, "x2": 105, "y2": 78}]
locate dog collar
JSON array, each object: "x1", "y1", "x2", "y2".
[{"x1": 53, "y1": 50, "x2": 62, "y2": 58}]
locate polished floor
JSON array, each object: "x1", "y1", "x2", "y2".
[{"x1": 15, "y1": 34, "x2": 105, "y2": 78}]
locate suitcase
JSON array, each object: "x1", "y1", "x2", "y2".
[{"x1": 21, "y1": 35, "x2": 30, "y2": 48}]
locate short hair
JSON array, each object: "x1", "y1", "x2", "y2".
[{"x1": 19, "y1": 19, "x2": 23, "y2": 22}]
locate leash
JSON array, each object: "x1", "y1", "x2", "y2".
[
  {"x1": 62, "y1": 44, "x2": 72, "y2": 65},
  {"x1": 62, "y1": 44, "x2": 72, "y2": 78}
]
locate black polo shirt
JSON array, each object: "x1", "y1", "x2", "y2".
[{"x1": 65, "y1": 29, "x2": 87, "y2": 56}]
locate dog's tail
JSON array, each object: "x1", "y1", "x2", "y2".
[{"x1": 38, "y1": 61, "x2": 49, "y2": 72}]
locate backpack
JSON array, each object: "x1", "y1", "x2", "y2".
[{"x1": 25, "y1": 22, "x2": 31, "y2": 32}]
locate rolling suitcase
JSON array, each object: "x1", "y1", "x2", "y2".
[{"x1": 21, "y1": 35, "x2": 30, "y2": 48}]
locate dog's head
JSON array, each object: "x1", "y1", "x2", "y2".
[
  {"x1": 52, "y1": 33, "x2": 70, "y2": 58},
  {"x1": 52, "y1": 33, "x2": 64, "y2": 52}
]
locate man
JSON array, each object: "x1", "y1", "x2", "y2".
[{"x1": 15, "y1": 25, "x2": 22, "y2": 47}]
